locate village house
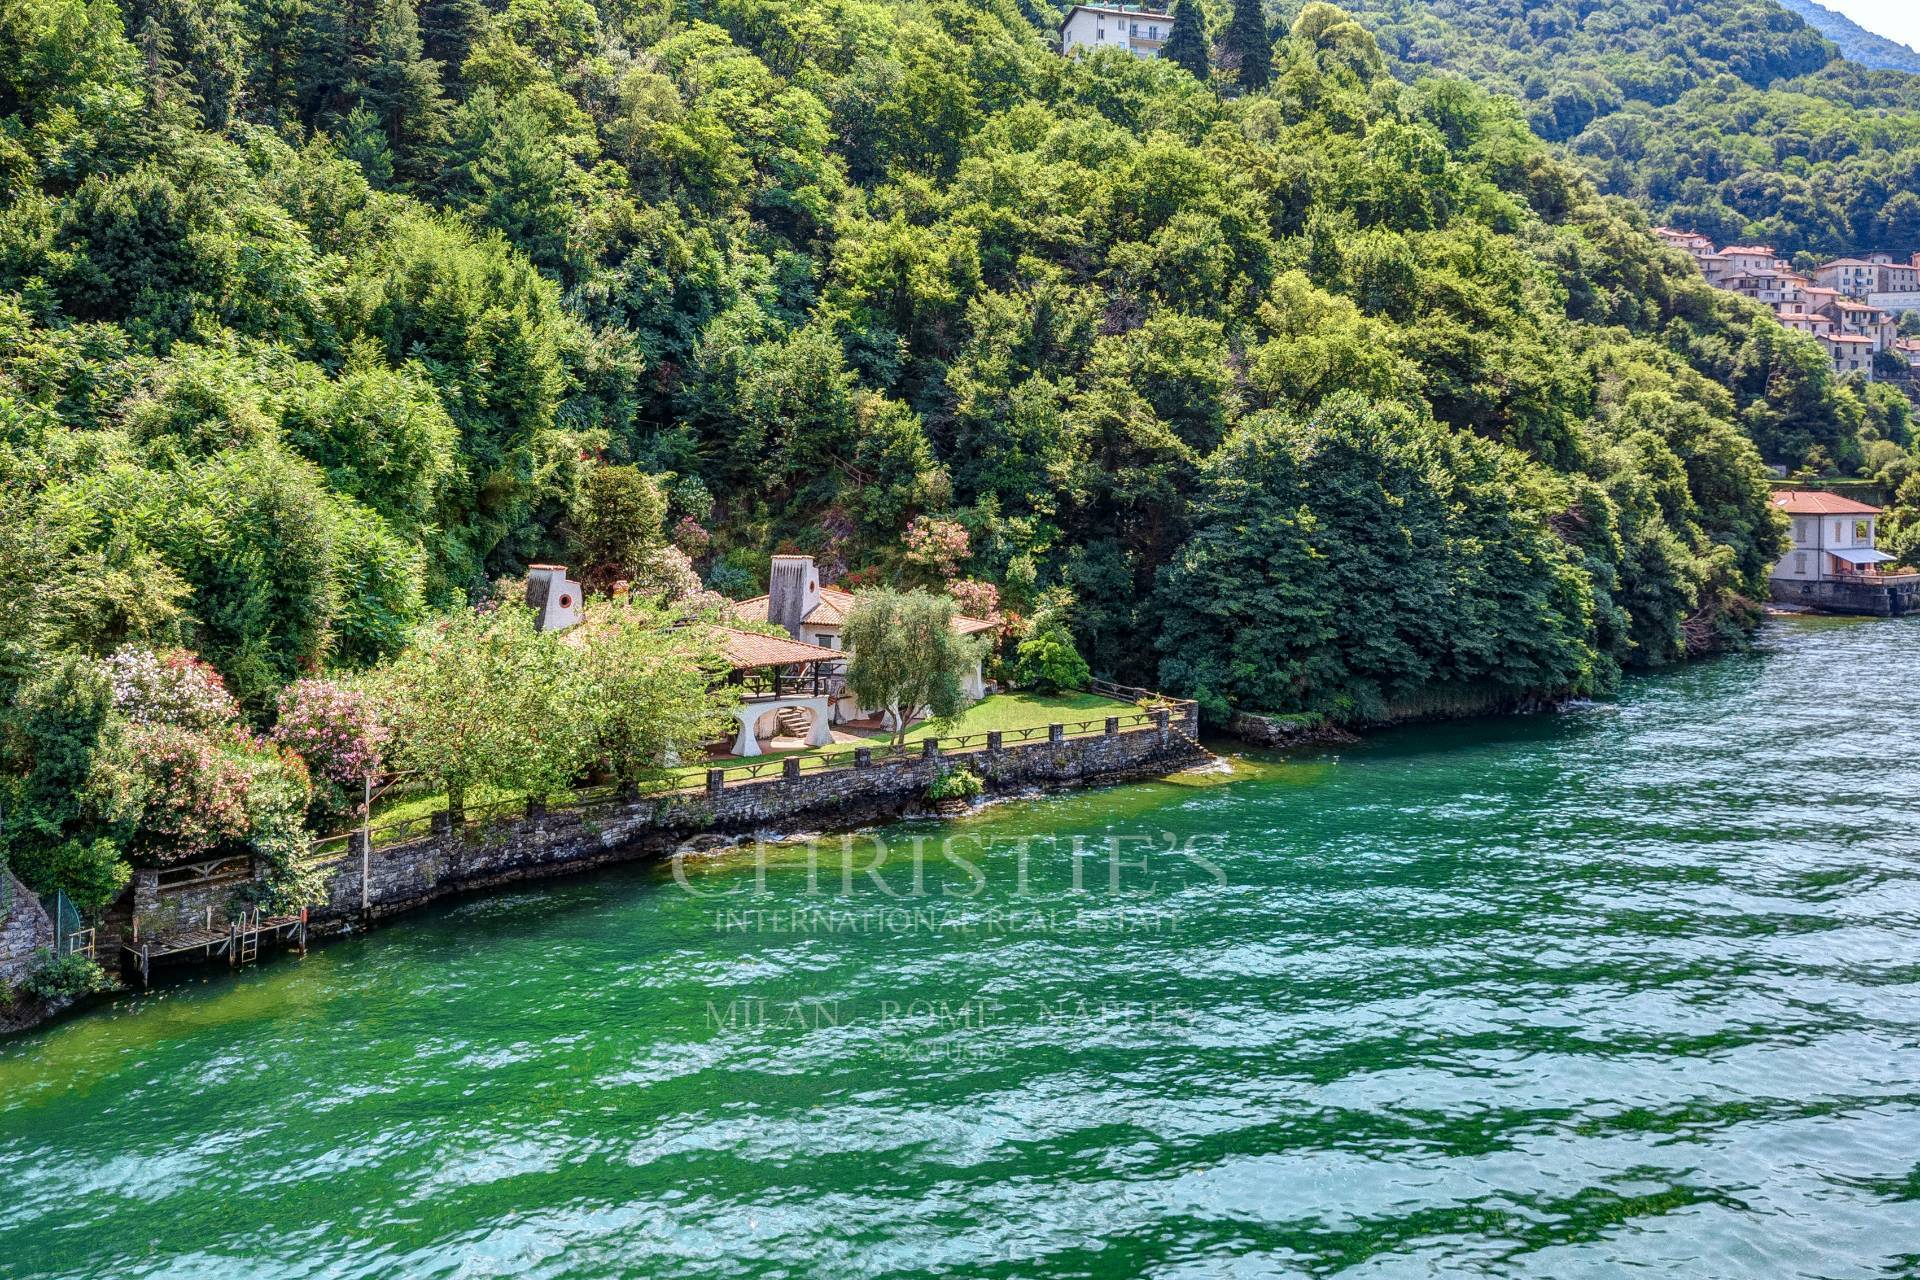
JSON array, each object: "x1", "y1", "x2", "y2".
[
  {"x1": 1654, "y1": 230, "x2": 1909, "y2": 380},
  {"x1": 1811, "y1": 253, "x2": 1920, "y2": 314},
  {"x1": 1815, "y1": 298, "x2": 1897, "y2": 353},
  {"x1": 1722, "y1": 270, "x2": 1806, "y2": 309},
  {"x1": 1814, "y1": 258, "x2": 1887, "y2": 297},
  {"x1": 1775, "y1": 310, "x2": 1834, "y2": 338},
  {"x1": 1822, "y1": 333, "x2": 1876, "y2": 376},
  {"x1": 1653, "y1": 227, "x2": 1716, "y2": 258},
  {"x1": 1059, "y1": 3, "x2": 1173, "y2": 58},
  {"x1": 1769, "y1": 491, "x2": 1919, "y2": 615},
  {"x1": 1814, "y1": 254, "x2": 1920, "y2": 298},
  {"x1": 1772, "y1": 490, "x2": 1893, "y2": 583}
]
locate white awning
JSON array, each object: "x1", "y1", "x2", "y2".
[{"x1": 1831, "y1": 547, "x2": 1894, "y2": 565}]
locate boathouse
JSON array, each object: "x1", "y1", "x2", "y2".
[{"x1": 1769, "y1": 491, "x2": 1919, "y2": 615}]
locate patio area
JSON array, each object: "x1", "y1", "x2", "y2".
[{"x1": 701, "y1": 690, "x2": 1136, "y2": 764}]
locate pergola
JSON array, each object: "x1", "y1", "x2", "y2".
[{"x1": 715, "y1": 626, "x2": 844, "y2": 757}]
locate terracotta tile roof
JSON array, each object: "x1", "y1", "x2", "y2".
[
  {"x1": 734, "y1": 586, "x2": 853, "y2": 628},
  {"x1": 734, "y1": 587, "x2": 997, "y2": 636},
  {"x1": 716, "y1": 626, "x2": 842, "y2": 671},
  {"x1": 1818, "y1": 258, "x2": 1877, "y2": 269},
  {"x1": 1722, "y1": 246, "x2": 1777, "y2": 256},
  {"x1": 1773, "y1": 490, "x2": 1882, "y2": 515}
]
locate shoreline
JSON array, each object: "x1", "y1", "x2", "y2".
[{"x1": 4, "y1": 721, "x2": 1211, "y2": 1038}]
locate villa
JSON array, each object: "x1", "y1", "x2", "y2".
[
  {"x1": 1769, "y1": 491, "x2": 1918, "y2": 616},
  {"x1": 735, "y1": 555, "x2": 998, "y2": 710},
  {"x1": 1059, "y1": 4, "x2": 1174, "y2": 58},
  {"x1": 522, "y1": 557, "x2": 1001, "y2": 759}
]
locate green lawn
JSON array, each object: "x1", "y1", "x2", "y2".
[
  {"x1": 686, "y1": 689, "x2": 1138, "y2": 774},
  {"x1": 896, "y1": 690, "x2": 1134, "y2": 741},
  {"x1": 360, "y1": 691, "x2": 1140, "y2": 835}
]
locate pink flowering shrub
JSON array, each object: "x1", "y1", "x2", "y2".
[
  {"x1": 672, "y1": 516, "x2": 711, "y2": 556},
  {"x1": 106, "y1": 647, "x2": 238, "y2": 732},
  {"x1": 273, "y1": 678, "x2": 388, "y2": 823},
  {"x1": 627, "y1": 545, "x2": 705, "y2": 604},
  {"x1": 904, "y1": 517, "x2": 970, "y2": 577},
  {"x1": 127, "y1": 725, "x2": 253, "y2": 862},
  {"x1": 947, "y1": 578, "x2": 1000, "y2": 620},
  {"x1": 273, "y1": 679, "x2": 388, "y2": 784}
]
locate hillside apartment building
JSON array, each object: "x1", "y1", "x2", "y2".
[
  {"x1": 1654, "y1": 229, "x2": 1908, "y2": 381},
  {"x1": 1059, "y1": 4, "x2": 1174, "y2": 58}
]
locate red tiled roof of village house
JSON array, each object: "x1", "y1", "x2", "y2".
[
  {"x1": 1722, "y1": 246, "x2": 1776, "y2": 256},
  {"x1": 1772, "y1": 491, "x2": 1882, "y2": 515},
  {"x1": 1817, "y1": 258, "x2": 1877, "y2": 269},
  {"x1": 1822, "y1": 334, "x2": 1874, "y2": 344},
  {"x1": 734, "y1": 587, "x2": 997, "y2": 636},
  {"x1": 715, "y1": 625, "x2": 843, "y2": 671}
]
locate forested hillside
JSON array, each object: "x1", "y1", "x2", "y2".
[
  {"x1": 1311, "y1": 0, "x2": 1920, "y2": 255},
  {"x1": 0, "y1": 0, "x2": 1886, "y2": 766}
]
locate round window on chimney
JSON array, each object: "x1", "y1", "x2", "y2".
[{"x1": 559, "y1": 594, "x2": 573, "y2": 609}]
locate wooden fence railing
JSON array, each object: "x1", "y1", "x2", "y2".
[{"x1": 297, "y1": 695, "x2": 1197, "y2": 872}]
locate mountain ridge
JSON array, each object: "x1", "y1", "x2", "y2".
[{"x1": 1774, "y1": 0, "x2": 1920, "y2": 73}]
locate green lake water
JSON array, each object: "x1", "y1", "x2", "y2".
[{"x1": 4, "y1": 615, "x2": 1920, "y2": 1278}]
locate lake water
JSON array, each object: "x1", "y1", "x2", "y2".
[{"x1": 4, "y1": 616, "x2": 1919, "y2": 1279}]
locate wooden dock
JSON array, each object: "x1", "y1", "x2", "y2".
[{"x1": 123, "y1": 908, "x2": 308, "y2": 987}]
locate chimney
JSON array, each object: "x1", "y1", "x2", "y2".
[
  {"x1": 766, "y1": 555, "x2": 819, "y2": 639},
  {"x1": 524, "y1": 565, "x2": 584, "y2": 633}
]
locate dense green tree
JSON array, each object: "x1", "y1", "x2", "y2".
[
  {"x1": 1156, "y1": 394, "x2": 1598, "y2": 722},
  {"x1": 1162, "y1": 0, "x2": 1208, "y2": 81},
  {"x1": 572, "y1": 464, "x2": 668, "y2": 592},
  {"x1": 572, "y1": 599, "x2": 736, "y2": 782},
  {"x1": 842, "y1": 589, "x2": 981, "y2": 746},
  {"x1": 375, "y1": 605, "x2": 591, "y2": 822},
  {"x1": 1, "y1": 658, "x2": 140, "y2": 908},
  {"x1": 1224, "y1": 0, "x2": 1271, "y2": 90}
]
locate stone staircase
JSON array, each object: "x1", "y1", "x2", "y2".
[{"x1": 776, "y1": 706, "x2": 813, "y2": 738}]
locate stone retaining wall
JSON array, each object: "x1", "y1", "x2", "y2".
[
  {"x1": 302, "y1": 714, "x2": 1207, "y2": 932},
  {"x1": 1, "y1": 875, "x2": 53, "y2": 992},
  {"x1": 1770, "y1": 576, "x2": 1920, "y2": 617}
]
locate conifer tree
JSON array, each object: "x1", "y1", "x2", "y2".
[
  {"x1": 1224, "y1": 0, "x2": 1272, "y2": 90},
  {"x1": 418, "y1": 0, "x2": 487, "y2": 85},
  {"x1": 1163, "y1": 0, "x2": 1209, "y2": 80},
  {"x1": 363, "y1": 0, "x2": 450, "y2": 185}
]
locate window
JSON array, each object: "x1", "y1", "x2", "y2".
[
  {"x1": 1795, "y1": 552, "x2": 1808, "y2": 574},
  {"x1": 1129, "y1": 21, "x2": 1137, "y2": 34},
  {"x1": 1855, "y1": 519, "x2": 1871, "y2": 543},
  {"x1": 1794, "y1": 518, "x2": 1809, "y2": 543},
  {"x1": 1149, "y1": 24, "x2": 1159, "y2": 36}
]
